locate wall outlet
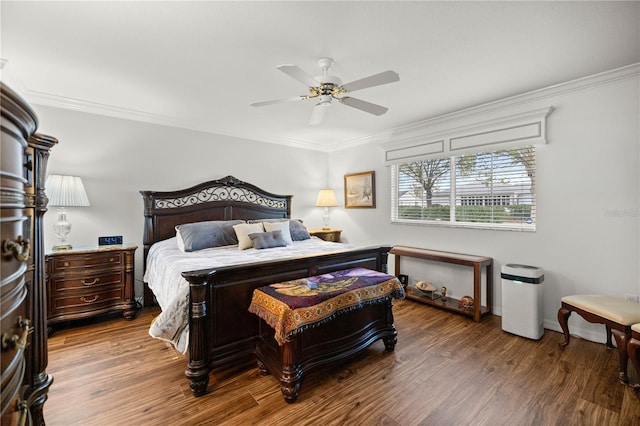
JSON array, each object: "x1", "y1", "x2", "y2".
[
  {"x1": 398, "y1": 274, "x2": 408, "y2": 286},
  {"x1": 624, "y1": 294, "x2": 639, "y2": 303}
]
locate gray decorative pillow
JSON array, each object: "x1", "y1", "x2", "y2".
[
  {"x1": 175, "y1": 220, "x2": 245, "y2": 252},
  {"x1": 249, "y1": 230, "x2": 287, "y2": 249},
  {"x1": 288, "y1": 219, "x2": 311, "y2": 241},
  {"x1": 248, "y1": 218, "x2": 310, "y2": 241}
]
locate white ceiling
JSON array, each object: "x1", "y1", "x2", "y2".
[{"x1": 2, "y1": 1, "x2": 639, "y2": 152}]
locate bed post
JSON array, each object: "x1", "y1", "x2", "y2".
[
  {"x1": 182, "y1": 270, "x2": 213, "y2": 396},
  {"x1": 140, "y1": 190, "x2": 157, "y2": 307}
]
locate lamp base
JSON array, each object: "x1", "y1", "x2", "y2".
[
  {"x1": 53, "y1": 208, "x2": 73, "y2": 251},
  {"x1": 321, "y1": 227, "x2": 331, "y2": 230}
]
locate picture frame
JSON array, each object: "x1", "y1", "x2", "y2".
[{"x1": 344, "y1": 171, "x2": 376, "y2": 208}]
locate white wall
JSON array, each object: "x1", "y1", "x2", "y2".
[
  {"x1": 328, "y1": 68, "x2": 640, "y2": 343},
  {"x1": 35, "y1": 107, "x2": 330, "y2": 300}
]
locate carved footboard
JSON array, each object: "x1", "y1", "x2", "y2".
[{"x1": 181, "y1": 245, "x2": 391, "y2": 396}]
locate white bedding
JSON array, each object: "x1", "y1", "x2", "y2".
[{"x1": 144, "y1": 236, "x2": 356, "y2": 353}]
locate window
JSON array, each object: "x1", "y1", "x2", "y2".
[{"x1": 392, "y1": 146, "x2": 536, "y2": 231}]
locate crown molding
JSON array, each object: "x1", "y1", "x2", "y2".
[
  {"x1": 371, "y1": 62, "x2": 639, "y2": 150},
  {"x1": 22, "y1": 89, "x2": 179, "y2": 125}
]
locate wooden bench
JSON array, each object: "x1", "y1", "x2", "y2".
[
  {"x1": 557, "y1": 295, "x2": 640, "y2": 384},
  {"x1": 248, "y1": 268, "x2": 405, "y2": 402},
  {"x1": 628, "y1": 323, "x2": 640, "y2": 389}
]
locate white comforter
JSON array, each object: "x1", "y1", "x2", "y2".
[{"x1": 144, "y1": 237, "x2": 355, "y2": 353}]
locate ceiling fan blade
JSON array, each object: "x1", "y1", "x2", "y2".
[
  {"x1": 309, "y1": 104, "x2": 328, "y2": 125},
  {"x1": 250, "y1": 96, "x2": 306, "y2": 107},
  {"x1": 341, "y1": 70, "x2": 399, "y2": 93},
  {"x1": 340, "y1": 97, "x2": 389, "y2": 116},
  {"x1": 277, "y1": 64, "x2": 320, "y2": 87}
]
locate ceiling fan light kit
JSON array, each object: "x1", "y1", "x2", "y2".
[
  {"x1": 316, "y1": 95, "x2": 332, "y2": 107},
  {"x1": 251, "y1": 57, "x2": 399, "y2": 125}
]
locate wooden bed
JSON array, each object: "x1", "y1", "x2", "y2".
[{"x1": 141, "y1": 175, "x2": 392, "y2": 396}]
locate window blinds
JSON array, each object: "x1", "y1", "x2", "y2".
[{"x1": 392, "y1": 146, "x2": 536, "y2": 230}]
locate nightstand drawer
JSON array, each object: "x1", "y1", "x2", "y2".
[
  {"x1": 308, "y1": 229, "x2": 342, "y2": 242},
  {"x1": 322, "y1": 233, "x2": 338, "y2": 242},
  {"x1": 51, "y1": 287, "x2": 125, "y2": 312},
  {"x1": 50, "y1": 251, "x2": 123, "y2": 273},
  {"x1": 50, "y1": 271, "x2": 123, "y2": 292}
]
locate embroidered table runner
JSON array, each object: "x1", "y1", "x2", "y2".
[{"x1": 248, "y1": 267, "x2": 405, "y2": 345}]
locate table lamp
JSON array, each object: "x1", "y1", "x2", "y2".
[
  {"x1": 45, "y1": 175, "x2": 90, "y2": 250},
  {"x1": 315, "y1": 189, "x2": 337, "y2": 230}
]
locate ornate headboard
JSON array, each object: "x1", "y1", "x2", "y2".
[{"x1": 140, "y1": 175, "x2": 292, "y2": 264}]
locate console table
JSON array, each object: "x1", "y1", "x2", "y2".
[{"x1": 390, "y1": 246, "x2": 493, "y2": 322}]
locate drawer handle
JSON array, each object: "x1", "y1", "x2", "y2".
[
  {"x1": 1, "y1": 317, "x2": 32, "y2": 351},
  {"x1": 82, "y1": 278, "x2": 100, "y2": 286},
  {"x1": 24, "y1": 154, "x2": 33, "y2": 172},
  {"x1": 109, "y1": 257, "x2": 115, "y2": 262},
  {"x1": 81, "y1": 295, "x2": 99, "y2": 303},
  {"x1": 2, "y1": 236, "x2": 31, "y2": 262}
]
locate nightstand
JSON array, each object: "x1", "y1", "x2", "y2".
[
  {"x1": 308, "y1": 228, "x2": 342, "y2": 242},
  {"x1": 45, "y1": 244, "x2": 137, "y2": 326}
]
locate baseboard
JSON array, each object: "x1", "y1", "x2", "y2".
[{"x1": 492, "y1": 306, "x2": 608, "y2": 345}]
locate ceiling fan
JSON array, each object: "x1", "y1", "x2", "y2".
[{"x1": 251, "y1": 58, "x2": 399, "y2": 125}]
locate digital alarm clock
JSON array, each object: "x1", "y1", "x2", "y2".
[{"x1": 98, "y1": 235, "x2": 123, "y2": 245}]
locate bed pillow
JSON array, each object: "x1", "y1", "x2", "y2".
[
  {"x1": 249, "y1": 230, "x2": 287, "y2": 250},
  {"x1": 248, "y1": 218, "x2": 311, "y2": 241},
  {"x1": 175, "y1": 220, "x2": 245, "y2": 252},
  {"x1": 289, "y1": 219, "x2": 311, "y2": 241},
  {"x1": 233, "y1": 222, "x2": 265, "y2": 250},
  {"x1": 263, "y1": 221, "x2": 294, "y2": 245}
]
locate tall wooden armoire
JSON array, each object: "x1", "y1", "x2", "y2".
[{"x1": 1, "y1": 82, "x2": 56, "y2": 425}]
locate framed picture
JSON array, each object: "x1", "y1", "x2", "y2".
[{"x1": 344, "y1": 171, "x2": 376, "y2": 208}]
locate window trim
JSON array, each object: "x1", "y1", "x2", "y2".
[{"x1": 382, "y1": 106, "x2": 553, "y2": 166}]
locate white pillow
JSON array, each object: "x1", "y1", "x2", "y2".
[
  {"x1": 233, "y1": 222, "x2": 264, "y2": 250},
  {"x1": 263, "y1": 221, "x2": 294, "y2": 245}
]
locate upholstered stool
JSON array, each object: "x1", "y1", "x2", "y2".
[
  {"x1": 557, "y1": 295, "x2": 640, "y2": 384},
  {"x1": 627, "y1": 323, "x2": 640, "y2": 389}
]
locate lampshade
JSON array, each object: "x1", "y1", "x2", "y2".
[
  {"x1": 45, "y1": 175, "x2": 90, "y2": 207},
  {"x1": 315, "y1": 189, "x2": 337, "y2": 207},
  {"x1": 316, "y1": 189, "x2": 337, "y2": 230}
]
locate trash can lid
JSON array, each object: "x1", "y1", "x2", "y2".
[{"x1": 502, "y1": 264, "x2": 544, "y2": 279}]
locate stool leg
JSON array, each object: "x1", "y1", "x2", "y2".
[
  {"x1": 605, "y1": 324, "x2": 614, "y2": 349},
  {"x1": 611, "y1": 329, "x2": 630, "y2": 384},
  {"x1": 558, "y1": 306, "x2": 572, "y2": 348},
  {"x1": 628, "y1": 338, "x2": 640, "y2": 389}
]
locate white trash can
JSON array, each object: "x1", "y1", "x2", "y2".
[{"x1": 501, "y1": 264, "x2": 545, "y2": 340}]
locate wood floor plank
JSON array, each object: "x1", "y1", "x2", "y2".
[
  {"x1": 43, "y1": 301, "x2": 640, "y2": 426},
  {"x1": 568, "y1": 399, "x2": 620, "y2": 425}
]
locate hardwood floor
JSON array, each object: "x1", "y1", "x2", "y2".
[{"x1": 44, "y1": 301, "x2": 640, "y2": 426}]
